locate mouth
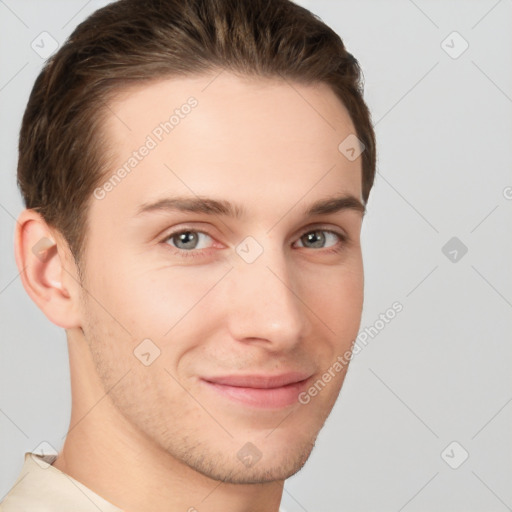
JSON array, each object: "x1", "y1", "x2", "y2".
[{"x1": 200, "y1": 372, "x2": 313, "y2": 409}]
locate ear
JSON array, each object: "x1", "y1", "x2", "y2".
[{"x1": 14, "y1": 209, "x2": 82, "y2": 329}]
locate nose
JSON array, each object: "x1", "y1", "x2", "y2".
[{"x1": 223, "y1": 241, "x2": 312, "y2": 352}]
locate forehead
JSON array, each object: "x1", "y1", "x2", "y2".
[{"x1": 94, "y1": 71, "x2": 363, "y2": 222}]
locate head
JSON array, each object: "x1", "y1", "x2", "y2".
[{"x1": 16, "y1": 0, "x2": 376, "y2": 485}]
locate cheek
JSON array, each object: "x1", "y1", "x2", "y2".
[
  {"x1": 89, "y1": 247, "x2": 229, "y2": 334},
  {"x1": 301, "y1": 260, "x2": 364, "y2": 339},
  {"x1": 83, "y1": 261, "x2": 231, "y2": 380},
  {"x1": 130, "y1": 264, "x2": 232, "y2": 333}
]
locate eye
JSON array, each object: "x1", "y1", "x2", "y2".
[
  {"x1": 164, "y1": 229, "x2": 214, "y2": 255},
  {"x1": 161, "y1": 226, "x2": 347, "y2": 259},
  {"x1": 294, "y1": 229, "x2": 346, "y2": 252}
]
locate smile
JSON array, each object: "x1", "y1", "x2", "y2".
[{"x1": 200, "y1": 372, "x2": 313, "y2": 409}]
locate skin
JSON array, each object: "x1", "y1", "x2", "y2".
[{"x1": 15, "y1": 70, "x2": 365, "y2": 512}]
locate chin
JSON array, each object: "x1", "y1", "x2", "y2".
[{"x1": 180, "y1": 435, "x2": 318, "y2": 485}]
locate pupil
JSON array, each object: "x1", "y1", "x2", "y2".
[
  {"x1": 305, "y1": 231, "x2": 324, "y2": 248},
  {"x1": 177, "y1": 231, "x2": 197, "y2": 249}
]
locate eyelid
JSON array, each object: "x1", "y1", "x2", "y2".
[{"x1": 297, "y1": 223, "x2": 348, "y2": 239}]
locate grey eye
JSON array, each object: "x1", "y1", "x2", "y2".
[
  {"x1": 166, "y1": 231, "x2": 213, "y2": 251},
  {"x1": 297, "y1": 230, "x2": 340, "y2": 249}
]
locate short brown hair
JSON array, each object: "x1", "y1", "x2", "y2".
[{"x1": 17, "y1": 0, "x2": 376, "y2": 272}]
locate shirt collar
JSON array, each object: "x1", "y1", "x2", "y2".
[{"x1": 1, "y1": 452, "x2": 124, "y2": 511}]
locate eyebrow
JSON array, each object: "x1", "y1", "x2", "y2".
[{"x1": 135, "y1": 194, "x2": 366, "y2": 219}]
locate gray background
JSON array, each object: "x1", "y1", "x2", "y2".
[{"x1": 1, "y1": 0, "x2": 511, "y2": 510}]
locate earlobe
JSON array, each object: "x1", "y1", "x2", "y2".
[{"x1": 14, "y1": 209, "x2": 82, "y2": 329}]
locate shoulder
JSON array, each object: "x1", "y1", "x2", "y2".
[{"x1": 1, "y1": 452, "x2": 123, "y2": 512}]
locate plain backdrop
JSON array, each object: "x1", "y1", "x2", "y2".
[{"x1": 1, "y1": 1, "x2": 511, "y2": 510}]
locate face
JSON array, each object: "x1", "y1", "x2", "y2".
[{"x1": 77, "y1": 71, "x2": 365, "y2": 484}]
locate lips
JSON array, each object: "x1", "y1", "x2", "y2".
[
  {"x1": 204, "y1": 372, "x2": 310, "y2": 388},
  {"x1": 200, "y1": 372, "x2": 313, "y2": 409}
]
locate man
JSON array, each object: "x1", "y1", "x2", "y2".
[{"x1": 2, "y1": 0, "x2": 376, "y2": 510}]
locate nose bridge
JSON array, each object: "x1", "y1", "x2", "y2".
[{"x1": 225, "y1": 237, "x2": 309, "y2": 347}]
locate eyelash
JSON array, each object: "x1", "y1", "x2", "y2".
[{"x1": 160, "y1": 226, "x2": 348, "y2": 259}]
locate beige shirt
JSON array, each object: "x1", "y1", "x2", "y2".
[
  {"x1": 1, "y1": 452, "x2": 288, "y2": 511},
  {"x1": 0, "y1": 452, "x2": 124, "y2": 511}
]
